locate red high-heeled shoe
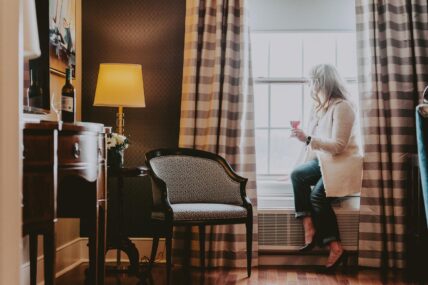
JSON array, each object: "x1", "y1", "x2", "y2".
[{"x1": 323, "y1": 250, "x2": 348, "y2": 273}]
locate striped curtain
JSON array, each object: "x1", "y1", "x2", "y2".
[
  {"x1": 355, "y1": 0, "x2": 428, "y2": 268},
  {"x1": 177, "y1": 0, "x2": 258, "y2": 268}
]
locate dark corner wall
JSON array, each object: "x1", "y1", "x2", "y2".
[
  {"x1": 82, "y1": 0, "x2": 185, "y2": 158},
  {"x1": 82, "y1": 0, "x2": 185, "y2": 235}
]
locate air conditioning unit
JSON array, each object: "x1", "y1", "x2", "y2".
[{"x1": 258, "y1": 196, "x2": 360, "y2": 252}]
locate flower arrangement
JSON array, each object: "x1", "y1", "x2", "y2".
[
  {"x1": 106, "y1": 133, "x2": 129, "y2": 151},
  {"x1": 106, "y1": 133, "x2": 129, "y2": 169}
]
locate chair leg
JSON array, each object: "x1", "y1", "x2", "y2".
[
  {"x1": 184, "y1": 225, "x2": 192, "y2": 269},
  {"x1": 199, "y1": 225, "x2": 205, "y2": 272},
  {"x1": 246, "y1": 219, "x2": 253, "y2": 277},
  {"x1": 29, "y1": 233, "x2": 38, "y2": 285},
  {"x1": 149, "y1": 237, "x2": 159, "y2": 269},
  {"x1": 166, "y1": 227, "x2": 173, "y2": 285}
]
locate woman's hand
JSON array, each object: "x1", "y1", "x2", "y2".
[{"x1": 291, "y1": 128, "x2": 307, "y2": 143}]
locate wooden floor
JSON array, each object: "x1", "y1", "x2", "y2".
[{"x1": 56, "y1": 263, "x2": 418, "y2": 285}]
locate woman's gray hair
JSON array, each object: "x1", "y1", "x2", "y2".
[{"x1": 309, "y1": 64, "x2": 349, "y2": 113}]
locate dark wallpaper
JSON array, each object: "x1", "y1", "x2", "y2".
[{"x1": 82, "y1": 0, "x2": 185, "y2": 236}]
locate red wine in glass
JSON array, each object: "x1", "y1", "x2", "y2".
[{"x1": 290, "y1": 120, "x2": 301, "y2": 129}]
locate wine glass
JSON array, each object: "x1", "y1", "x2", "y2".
[
  {"x1": 51, "y1": 92, "x2": 62, "y2": 122},
  {"x1": 289, "y1": 120, "x2": 300, "y2": 137},
  {"x1": 290, "y1": 120, "x2": 301, "y2": 129}
]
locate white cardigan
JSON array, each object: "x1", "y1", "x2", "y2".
[{"x1": 296, "y1": 99, "x2": 363, "y2": 197}]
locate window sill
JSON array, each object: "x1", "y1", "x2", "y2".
[
  {"x1": 256, "y1": 177, "x2": 361, "y2": 196},
  {"x1": 257, "y1": 179, "x2": 293, "y2": 198},
  {"x1": 256, "y1": 177, "x2": 361, "y2": 211},
  {"x1": 258, "y1": 195, "x2": 361, "y2": 211}
]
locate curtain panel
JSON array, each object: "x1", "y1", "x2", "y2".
[
  {"x1": 178, "y1": 0, "x2": 258, "y2": 268},
  {"x1": 355, "y1": 0, "x2": 428, "y2": 268}
]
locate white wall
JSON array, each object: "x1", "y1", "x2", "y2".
[
  {"x1": 0, "y1": 0, "x2": 22, "y2": 284},
  {"x1": 249, "y1": 0, "x2": 356, "y2": 31}
]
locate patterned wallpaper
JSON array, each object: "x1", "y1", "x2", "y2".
[
  {"x1": 82, "y1": 0, "x2": 185, "y2": 235},
  {"x1": 82, "y1": 0, "x2": 185, "y2": 160}
]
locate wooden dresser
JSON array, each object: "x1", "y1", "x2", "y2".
[{"x1": 22, "y1": 121, "x2": 108, "y2": 285}]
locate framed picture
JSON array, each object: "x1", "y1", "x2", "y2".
[{"x1": 49, "y1": 0, "x2": 76, "y2": 77}]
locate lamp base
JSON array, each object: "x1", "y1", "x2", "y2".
[{"x1": 116, "y1": 106, "x2": 124, "y2": 135}]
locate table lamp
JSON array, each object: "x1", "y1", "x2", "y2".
[
  {"x1": 93, "y1": 63, "x2": 145, "y2": 134},
  {"x1": 24, "y1": 0, "x2": 41, "y2": 59}
]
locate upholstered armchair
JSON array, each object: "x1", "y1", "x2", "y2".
[
  {"x1": 145, "y1": 148, "x2": 253, "y2": 283},
  {"x1": 416, "y1": 101, "x2": 428, "y2": 227}
]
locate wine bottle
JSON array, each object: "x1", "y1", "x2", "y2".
[
  {"x1": 27, "y1": 69, "x2": 43, "y2": 108},
  {"x1": 61, "y1": 67, "x2": 76, "y2": 123}
]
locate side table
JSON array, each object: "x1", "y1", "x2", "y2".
[{"x1": 107, "y1": 166, "x2": 148, "y2": 273}]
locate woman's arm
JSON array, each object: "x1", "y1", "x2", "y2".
[{"x1": 309, "y1": 101, "x2": 355, "y2": 155}]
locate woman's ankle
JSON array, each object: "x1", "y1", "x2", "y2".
[
  {"x1": 329, "y1": 241, "x2": 343, "y2": 253},
  {"x1": 303, "y1": 217, "x2": 314, "y2": 230},
  {"x1": 303, "y1": 217, "x2": 315, "y2": 242}
]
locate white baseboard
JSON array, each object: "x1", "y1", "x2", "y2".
[
  {"x1": 21, "y1": 238, "x2": 83, "y2": 285},
  {"x1": 20, "y1": 238, "x2": 166, "y2": 285}
]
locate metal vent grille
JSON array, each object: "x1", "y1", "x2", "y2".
[
  {"x1": 337, "y1": 213, "x2": 360, "y2": 249},
  {"x1": 259, "y1": 213, "x2": 305, "y2": 247},
  {"x1": 258, "y1": 210, "x2": 359, "y2": 250}
]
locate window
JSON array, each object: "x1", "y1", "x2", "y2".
[{"x1": 251, "y1": 32, "x2": 359, "y2": 182}]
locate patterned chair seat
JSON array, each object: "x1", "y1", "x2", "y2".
[{"x1": 152, "y1": 203, "x2": 247, "y2": 221}]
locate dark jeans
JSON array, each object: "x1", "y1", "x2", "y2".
[{"x1": 291, "y1": 159, "x2": 340, "y2": 245}]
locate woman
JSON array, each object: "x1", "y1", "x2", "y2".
[{"x1": 290, "y1": 64, "x2": 363, "y2": 271}]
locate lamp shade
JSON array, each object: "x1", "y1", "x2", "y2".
[
  {"x1": 93, "y1": 64, "x2": 145, "y2": 108},
  {"x1": 23, "y1": 0, "x2": 41, "y2": 59}
]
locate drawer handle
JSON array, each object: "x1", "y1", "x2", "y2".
[{"x1": 72, "y1": 142, "x2": 81, "y2": 159}]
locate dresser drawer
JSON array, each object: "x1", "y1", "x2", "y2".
[
  {"x1": 58, "y1": 133, "x2": 98, "y2": 165},
  {"x1": 23, "y1": 133, "x2": 55, "y2": 164}
]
